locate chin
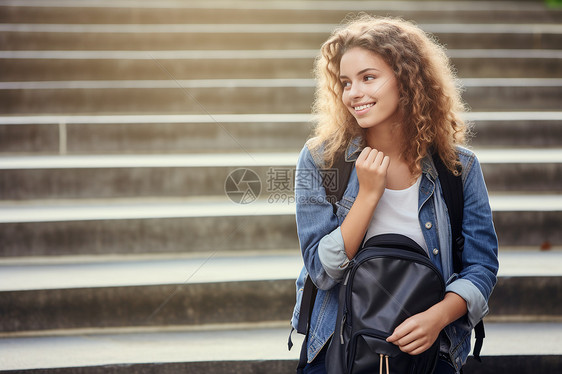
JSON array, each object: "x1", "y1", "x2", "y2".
[{"x1": 356, "y1": 119, "x2": 376, "y2": 129}]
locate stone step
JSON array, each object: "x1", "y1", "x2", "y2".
[
  {"x1": 0, "y1": 149, "x2": 560, "y2": 200},
  {"x1": 0, "y1": 322, "x2": 561, "y2": 373},
  {"x1": 0, "y1": 253, "x2": 300, "y2": 332},
  {"x1": 2, "y1": 23, "x2": 561, "y2": 50},
  {"x1": 1, "y1": 112, "x2": 560, "y2": 155},
  {"x1": 2, "y1": 49, "x2": 561, "y2": 81},
  {"x1": 0, "y1": 195, "x2": 560, "y2": 257},
  {"x1": 466, "y1": 112, "x2": 562, "y2": 149},
  {"x1": 1, "y1": 78, "x2": 560, "y2": 114},
  {"x1": 0, "y1": 250, "x2": 560, "y2": 332},
  {"x1": 0, "y1": 1, "x2": 560, "y2": 24}
]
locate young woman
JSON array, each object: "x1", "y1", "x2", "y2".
[{"x1": 291, "y1": 16, "x2": 499, "y2": 374}]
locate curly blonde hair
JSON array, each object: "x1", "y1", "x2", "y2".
[{"x1": 308, "y1": 15, "x2": 468, "y2": 173}]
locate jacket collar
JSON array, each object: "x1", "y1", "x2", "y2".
[
  {"x1": 345, "y1": 136, "x2": 438, "y2": 180},
  {"x1": 345, "y1": 137, "x2": 363, "y2": 162},
  {"x1": 422, "y1": 154, "x2": 438, "y2": 181}
]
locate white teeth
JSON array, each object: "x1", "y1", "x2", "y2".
[{"x1": 354, "y1": 103, "x2": 374, "y2": 111}]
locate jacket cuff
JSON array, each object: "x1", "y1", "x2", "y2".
[
  {"x1": 446, "y1": 278, "x2": 489, "y2": 327},
  {"x1": 318, "y1": 227, "x2": 349, "y2": 281}
]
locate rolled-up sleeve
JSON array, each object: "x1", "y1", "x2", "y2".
[
  {"x1": 318, "y1": 226, "x2": 350, "y2": 281},
  {"x1": 446, "y1": 278, "x2": 488, "y2": 327}
]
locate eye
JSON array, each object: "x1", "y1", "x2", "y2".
[
  {"x1": 341, "y1": 80, "x2": 351, "y2": 89},
  {"x1": 364, "y1": 75, "x2": 376, "y2": 82}
]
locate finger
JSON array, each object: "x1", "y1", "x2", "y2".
[
  {"x1": 401, "y1": 339, "x2": 429, "y2": 356},
  {"x1": 395, "y1": 329, "x2": 425, "y2": 350},
  {"x1": 381, "y1": 155, "x2": 391, "y2": 171},
  {"x1": 356, "y1": 147, "x2": 371, "y2": 163},
  {"x1": 386, "y1": 322, "x2": 413, "y2": 344},
  {"x1": 399, "y1": 342, "x2": 422, "y2": 355},
  {"x1": 386, "y1": 333, "x2": 397, "y2": 344},
  {"x1": 365, "y1": 148, "x2": 379, "y2": 165},
  {"x1": 372, "y1": 150, "x2": 385, "y2": 167},
  {"x1": 409, "y1": 344, "x2": 431, "y2": 356},
  {"x1": 394, "y1": 330, "x2": 420, "y2": 349}
]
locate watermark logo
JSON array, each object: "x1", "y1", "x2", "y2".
[
  {"x1": 224, "y1": 168, "x2": 262, "y2": 204},
  {"x1": 224, "y1": 167, "x2": 343, "y2": 205}
]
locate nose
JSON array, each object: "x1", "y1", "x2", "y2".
[{"x1": 348, "y1": 82, "x2": 363, "y2": 99}]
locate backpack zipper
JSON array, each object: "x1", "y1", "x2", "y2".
[
  {"x1": 339, "y1": 262, "x2": 354, "y2": 344},
  {"x1": 339, "y1": 313, "x2": 346, "y2": 344}
]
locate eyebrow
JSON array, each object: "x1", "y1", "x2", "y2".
[{"x1": 339, "y1": 68, "x2": 381, "y2": 80}]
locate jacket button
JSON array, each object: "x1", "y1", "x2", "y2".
[
  {"x1": 433, "y1": 248, "x2": 439, "y2": 256},
  {"x1": 425, "y1": 221, "x2": 433, "y2": 229}
]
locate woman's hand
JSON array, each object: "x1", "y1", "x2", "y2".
[
  {"x1": 386, "y1": 292, "x2": 468, "y2": 355},
  {"x1": 339, "y1": 147, "x2": 389, "y2": 260},
  {"x1": 385, "y1": 308, "x2": 444, "y2": 355},
  {"x1": 355, "y1": 147, "x2": 390, "y2": 201}
]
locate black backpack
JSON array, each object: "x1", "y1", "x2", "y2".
[
  {"x1": 293, "y1": 151, "x2": 485, "y2": 373},
  {"x1": 326, "y1": 233, "x2": 445, "y2": 374}
]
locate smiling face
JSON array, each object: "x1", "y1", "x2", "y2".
[{"x1": 339, "y1": 47, "x2": 402, "y2": 131}]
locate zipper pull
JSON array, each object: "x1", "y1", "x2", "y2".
[
  {"x1": 385, "y1": 355, "x2": 389, "y2": 374},
  {"x1": 379, "y1": 354, "x2": 390, "y2": 374}
]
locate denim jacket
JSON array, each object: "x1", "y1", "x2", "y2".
[{"x1": 290, "y1": 137, "x2": 499, "y2": 373}]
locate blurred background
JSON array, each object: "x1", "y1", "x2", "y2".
[{"x1": 0, "y1": 0, "x2": 561, "y2": 373}]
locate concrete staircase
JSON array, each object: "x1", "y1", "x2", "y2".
[{"x1": 1, "y1": 0, "x2": 561, "y2": 372}]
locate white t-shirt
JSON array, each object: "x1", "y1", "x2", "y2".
[{"x1": 364, "y1": 175, "x2": 428, "y2": 252}]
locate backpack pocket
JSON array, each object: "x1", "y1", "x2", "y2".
[{"x1": 348, "y1": 329, "x2": 414, "y2": 374}]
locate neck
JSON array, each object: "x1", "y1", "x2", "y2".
[{"x1": 364, "y1": 123, "x2": 404, "y2": 159}]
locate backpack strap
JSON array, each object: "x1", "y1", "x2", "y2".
[
  {"x1": 431, "y1": 153, "x2": 464, "y2": 273},
  {"x1": 321, "y1": 149, "x2": 354, "y2": 214},
  {"x1": 295, "y1": 276, "x2": 318, "y2": 373},
  {"x1": 432, "y1": 152, "x2": 485, "y2": 362}
]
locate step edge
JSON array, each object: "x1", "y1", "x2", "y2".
[{"x1": 0, "y1": 111, "x2": 559, "y2": 125}]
